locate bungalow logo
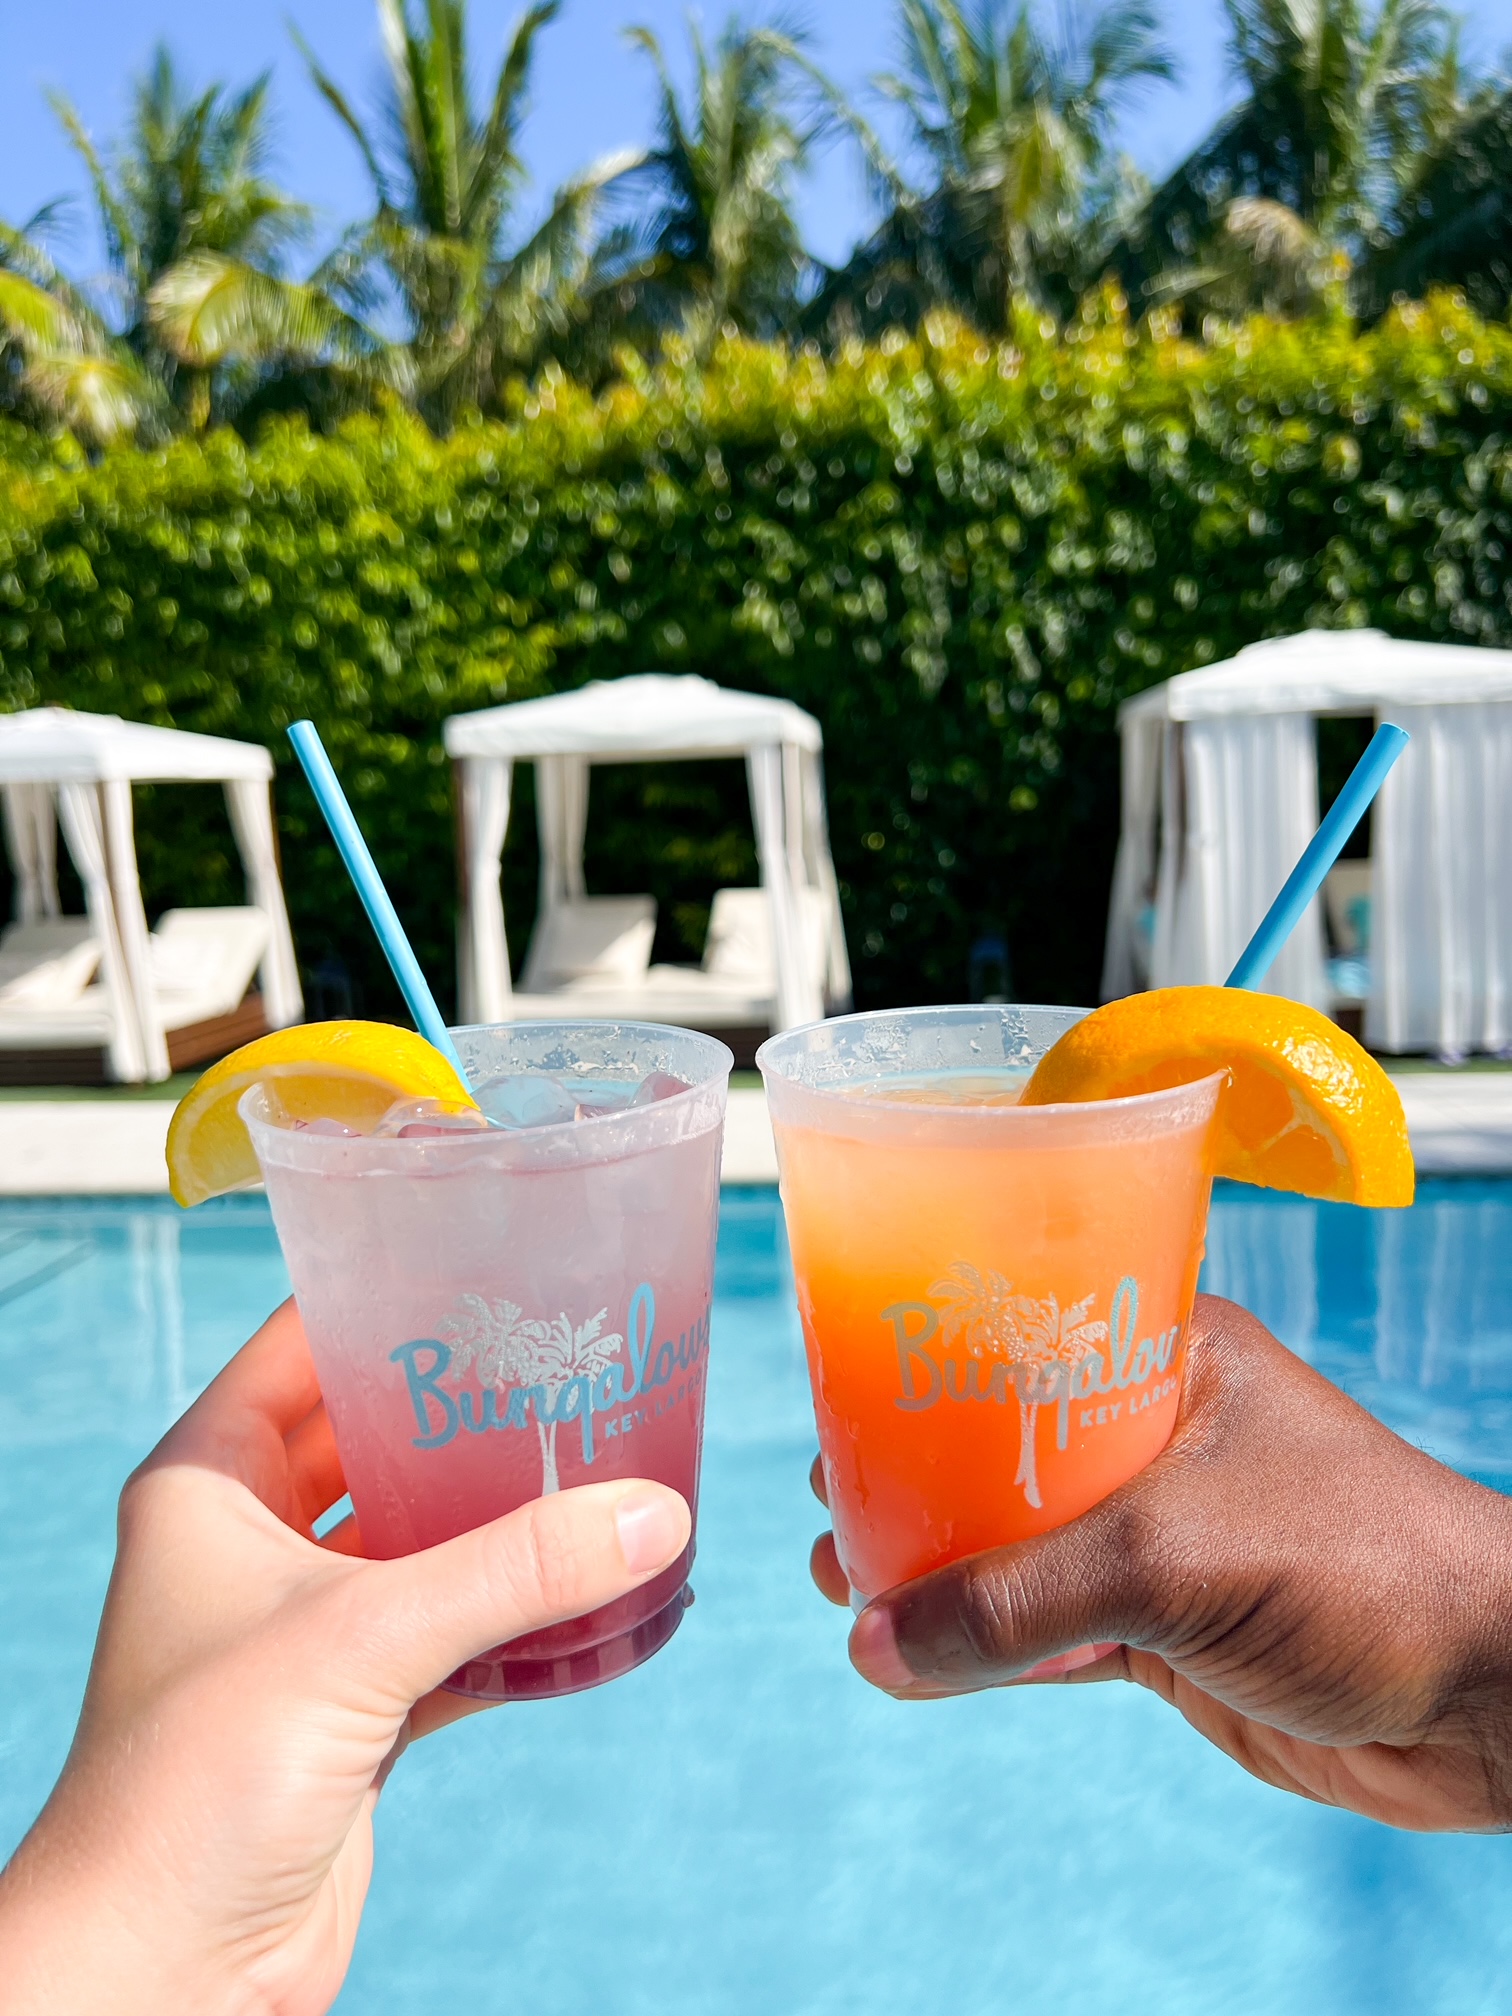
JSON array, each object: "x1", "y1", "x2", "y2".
[
  {"x1": 883, "y1": 1267, "x2": 1181, "y2": 1508},
  {"x1": 390, "y1": 1282, "x2": 707, "y2": 1493}
]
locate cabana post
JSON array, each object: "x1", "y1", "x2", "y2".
[{"x1": 0, "y1": 709, "x2": 303, "y2": 1083}]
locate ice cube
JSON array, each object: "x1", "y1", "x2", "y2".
[
  {"x1": 475, "y1": 1073, "x2": 579, "y2": 1130},
  {"x1": 573, "y1": 1086, "x2": 634, "y2": 1121},
  {"x1": 631, "y1": 1071, "x2": 690, "y2": 1107},
  {"x1": 292, "y1": 1116, "x2": 364, "y2": 1138},
  {"x1": 372, "y1": 1097, "x2": 492, "y2": 1139}
]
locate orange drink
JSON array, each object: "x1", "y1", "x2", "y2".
[{"x1": 759, "y1": 1007, "x2": 1222, "y2": 1601}]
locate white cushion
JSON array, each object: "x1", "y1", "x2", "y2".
[
  {"x1": 520, "y1": 897, "x2": 656, "y2": 992},
  {"x1": 150, "y1": 907, "x2": 270, "y2": 1026},
  {"x1": 0, "y1": 934, "x2": 100, "y2": 1008},
  {"x1": 702, "y1": 886, "x2": 829, "y2": 986},
  {"x1": 0, "y1": 915, "x2": 96, "y2": 963}
]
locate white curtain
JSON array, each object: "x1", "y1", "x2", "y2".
[
  {"x1": 800, "y1": 747, "x2": 852, "y2": 1010},
  {"x1": 457, "y1": 756, "x2": 514, "y2": 1024},
  {"x1": 1370, "y1": 702, "x2": 1512, "y2": 1056},
  {"x1": 748, "y1": 744, "x2": 822, "y2": 1030},
  {"x1": 1150, "y1": 713, "x2": 1328, "y2": 1009},
  {"x1": 1101, "y1": 714, "x2": 1164, "y2": 1000},
  {"x1": 1150, "y1": 722, "x2": 1185, "y2": 995},
  {"x1": 56, "y1": 782, "x2": 150, "y2": 1082},
  {"x1": 2, "y1": 783, "x2": 61, "y2": 922},
  {"x1": 225, "y1": 777, "x2": 304, "y2": 1030},
  {"x1": 535, "y1": 754, "x2": 589, "y2": 918},
  {"x1": 101, "y1": 779, "x2": 170, "y2": 1080}
]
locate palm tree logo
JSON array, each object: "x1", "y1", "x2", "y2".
[
  {"x1": 930, "y1": 1265, "x2": 1108, "y2": 1509},
  {"x1": 438, "y1": 1294, "x2": 624, "y2": 1495}
]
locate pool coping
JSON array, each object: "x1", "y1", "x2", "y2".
[
  {"x1": 2, "y1": 1073, "x2": 1510, "y2": 1195},
  {"x1": 0, "y1": 1084, "x2": 783, "y2": 1193}
]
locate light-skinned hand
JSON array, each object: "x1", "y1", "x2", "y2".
[
  {"x1": 813, "y1": 1294, "x2": 1512, "y2": 1833},
  {"x1": 0, "y1": 1298, "x2": 690, "y2": 2016}
]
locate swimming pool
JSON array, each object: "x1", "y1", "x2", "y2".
[{"x1": 3, "y1": 1181, "x2": 1512, "y2": 2015}]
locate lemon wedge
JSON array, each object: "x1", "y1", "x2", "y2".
[
  {"x1": 1021, "y1": 986, "x2": 1413, "y2": 1207},
  {"x1": 166, "y1": 1020, "x2": 477, "y2": 1207}
]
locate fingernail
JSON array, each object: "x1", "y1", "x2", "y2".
[
  {"x1": 849, "y1": 1605, "x2": 918, "y2": 1693},
  {"x1": 615, "y1": 1489, "x2": 685, "y2": 1574}
]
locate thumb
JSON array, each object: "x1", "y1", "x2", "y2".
[
  {"x1": 847, "y1": 1491, "x2": 1156, "y2": 1698},
  {"x1": 351, "y1": 1480, "x2": 691, "y2": 1705}
]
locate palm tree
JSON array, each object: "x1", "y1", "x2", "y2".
[
  {"x1": 931, "y1": 1263, "x2": 1047, "y2": 1504},
  {"x1": 1124, "y1": 0, "x2": 1469, "y2": 315},
  {"x1": 591, "y1": 16, "x2": 826, "y2": 352},
  {"x1": 1362, "y1": 74, "x2": 1512, "y2": 315},
  {"x1": 0, "y1": 212, "x2": 168, "y2": 445},
  {"x1": 0, "y1": 47, "x2": 383, "y2": 442},
  {"x1": 298, "y1": 0, "x2": 638, "y2": 427},
  {"x1": 441, "y1": 1294, "x2": 624, "y2": 1493},
  {"x1": 812, "y1": 0, "x2": 1174, "y2": 336},
  {"x1": 931, "y1": 1264, "x2": 1108, "y2": 1508}
]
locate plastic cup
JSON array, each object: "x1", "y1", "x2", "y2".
[
  {"x1": 245, "y1": 1021, "x2": 731, "y2": 1699},
  {"x1": 758, "y1": 1006, "x2": 1221, "y2": 1602}
]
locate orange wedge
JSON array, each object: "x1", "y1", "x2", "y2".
[
  {"x1": 166, "y1": 1020, "x2": 476, "y2": 1208},
  {"x1": 1022, "y1": 986, "x2": 1414, "y2": 1207}
]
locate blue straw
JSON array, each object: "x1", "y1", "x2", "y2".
[
  {"x1": 1227, "y1": 722, "x2": 1410, "y2": 990},
  {"x1": 287, "y1": 720, "x2": 469, "y2": 1082}
]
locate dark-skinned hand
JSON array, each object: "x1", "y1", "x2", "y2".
[{"x1": 811, "y1": 1293, "x2": 1512, "y2": 1833}]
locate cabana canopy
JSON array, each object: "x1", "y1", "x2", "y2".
[
  {"x1": 444, "y1": 675, "x2": 849, "y2": 1034},
  {"x1": 1105, "y1": 631, "x2": 1512, "y2": 1056},
  {"x1": 0, "y1": 708, "x2": 302, "y2": 1081}
]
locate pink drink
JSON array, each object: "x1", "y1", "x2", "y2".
[{"x1": 245, "y1": 1022, "x2": 731, "y2": 1700}]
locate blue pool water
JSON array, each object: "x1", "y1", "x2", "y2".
[{"x1": 3, "y1": 1181, "x2": 1512, "y2": 2014}]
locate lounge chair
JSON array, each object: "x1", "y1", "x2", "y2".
[
  {"x1": 500, "y1": 886, "x2": 830, "y2": 1063},
  {"x1": 0, "y1": 905, "x2": 272, "y2": 1084},
  {"x1": 517, "y1": 895, "x2": 657, "y2": 997}
]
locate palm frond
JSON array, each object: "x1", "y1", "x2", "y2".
[
  {"x1": 292, "y1": 25, "x2": 393, "y2": 205},
  {"x1": 470, "y1": 1, "x2": 558, "y2": 231},
  {"x1": 49, "y1": 90, "x2": 139, "y2": 283},
  {"x1": 0, "y1": 269, "x2": 88, "y2": 355},
  {"x1": 24, "y1": 346, "x2": 175, "y2": 443},
  {"x1": 146, "y1": 252, "x2": 398, "y2": 377}
]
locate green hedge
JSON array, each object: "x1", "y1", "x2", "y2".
[{"x1": 2, "y1": 294, "x2": 1510, "y2": 1019}]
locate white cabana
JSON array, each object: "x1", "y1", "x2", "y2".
[
  {"x1": 1103, "y1": 631, "x2": 1512, "y2": 1055},
  {"x1": 0, "y1": 708, "x2": 303, "y2": 1082},
  {"x1": 444, "y1": 675, "x2": 851, "y2": 1035}
]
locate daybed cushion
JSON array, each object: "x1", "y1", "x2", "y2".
[
  {"x1": 520, "y1": 896, "x2": 656, "y2": 993},
  {"x1": 701, "y1": 886, "x2": 829, "y2": 986},
  {"x1": 503, "y1": 978, "x2": 772, "y2": 1030},
  {"x1": 150, "y1": 907, "x2": 270, "y2": 1029},
  {"x1": 0, "y1": 919, "x2": 101, "y2": 1009}
]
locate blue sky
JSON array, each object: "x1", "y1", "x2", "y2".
[{"x1": 1, "y1": 0, "x2": 1508, "y2": 286}]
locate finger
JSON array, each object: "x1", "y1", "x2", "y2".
[
  {"x1": 146, "y1": 1298, "x2": 320, "y2": 1493},
  {"x1": 810, "y1": 1531, "x2": 850, "y2": 1606},
  {"x1": 348, "y1": 1481, "x2": 692, "y2": 1706},
  {"x1": 843, "y1": 1292, "x2": 1414, "y2": 1701},
  {"x1": 846, "y1": 1495, "x2": 1155, "y2": 1699},
  {"x1": 844, "y1": 1299, "x2": 1239, "y2": 1697},
  {"x1": 809, "y1": 1455, "x2": 829, "y2": 1507},
  {"x1": 284, "y1": 1399, "x2": 348, "y2": 1533}
]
